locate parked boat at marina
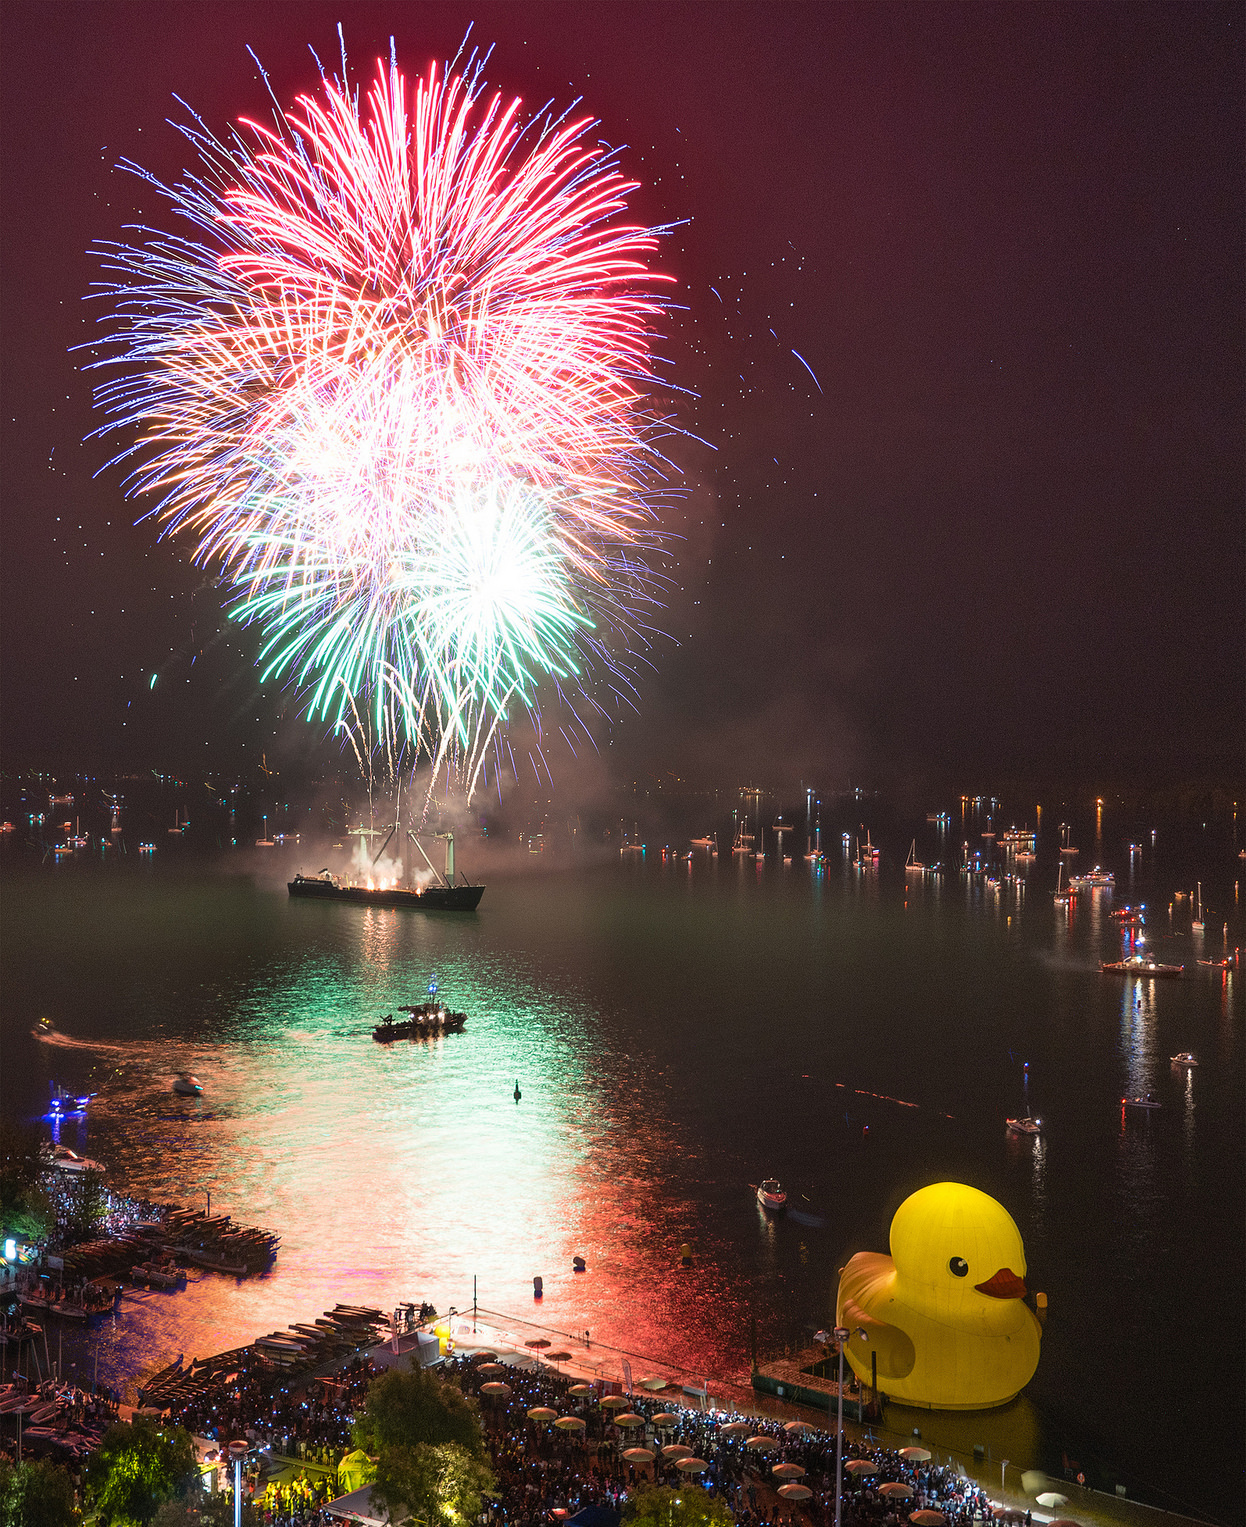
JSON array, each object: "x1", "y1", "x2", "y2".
[
  {"x1": 1006, "y1": 1116, "x2": 1042, "y2": 1135},
  {"x1": 1101, "y1": 953, "x2": 1183, "y2": 979}
]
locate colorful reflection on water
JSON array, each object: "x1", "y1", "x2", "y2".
[{"x1": 1, "y1": 847, "x2": 1242, "y2": 1519}]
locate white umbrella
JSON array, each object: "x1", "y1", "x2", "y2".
[
  {"x1": 746, "y1": 1435, "x2": 779, "y2": 1453},
  {"x1": 663, "y1": 1444, "x2": 693, "y2": 1460},
  {"x1": 719, "y1": 1421, "x2": 753, "y2": 1436},
  {"x1": 845, "y1": 1461, "x2": 876, "y2": 1477},
  {"x1": 900, "y1": 1447, "x2": 931, "y2": 1462},
  {"x1": 879, "y1": 1483, "x2": 914, "y2": 1500},
  {"x1": 639, "y1": 1377, "x2": 668, "y2": 1391},
  {"x1": 554, "y1": 1416, "x2": 586, "y2": 1431},
  {"x1": 772, "y1": 1463, "x2": 807, "y2": 1479},
  {"x1": 623, "y1": 1448, "x2": 656, "y2": 1464},
  {"x1": 676, "y1": 1457, "x2": 709, "y2": 1473},
  {"x1": 779, "y1": 1484, "x2": 813, "y2": 1502},
  {"x1": 909, "y1": 1511, "x2": 947, "y2": 1525},
  {"x1": 614, "y1": 1412, "x2": 645, "y2": 1428},
  {"x1": 652, "y1": 1413, "x2": 680, "y2": 1428},
  {"x1": 1036, "y1": 1493, "x2": 1069, "y2": 1510},
  {"x1": 784, "y1": 1420, "x2": 815, "y2": 1434}
]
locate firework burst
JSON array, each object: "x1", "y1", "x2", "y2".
[{"x1": 90, "y1": 40, "x2": 674, "y2": 792}]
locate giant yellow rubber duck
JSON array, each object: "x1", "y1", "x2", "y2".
[{"x1": 836, "y1": 1182, "x2": 1041, "y2": 1409}]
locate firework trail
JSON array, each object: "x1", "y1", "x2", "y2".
[{"x1": 89, "y1": 41, "x2": 673, "y2": 795}]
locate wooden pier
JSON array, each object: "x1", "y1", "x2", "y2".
[{"x1": 751, "y1": 1348, "x2": 878, "y2": 1422}]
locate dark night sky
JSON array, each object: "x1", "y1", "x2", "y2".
[{"x1": 2, "y1": 2, "x2": 1241, "y2": 790}]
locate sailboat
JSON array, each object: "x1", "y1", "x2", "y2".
[
  {"x1": 1054, "y1": 860, "x2": 1073, "y2": 905},
  {"x1": 905, "y1": 839, "x2": 925, "y2": 874},
  {"x1": 1192, "y1": 883, "x2": 1204, "y2": 934},
  {"x1": 1060, "y1": 823, "x2": 1078, "y2": 856}
]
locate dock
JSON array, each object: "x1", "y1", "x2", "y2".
[{"x1": 750, "y1": 1347, "x2": 876, "y2": 1422}]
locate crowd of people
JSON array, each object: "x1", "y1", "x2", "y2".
[{"x1": 106, "y1": 1341, "x2": 1008, "y2": 1527}]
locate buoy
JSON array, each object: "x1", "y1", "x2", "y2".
[
  {"x1": 572, "y1": 1256, "x2": 586, "y2": 1273},
  {"x1": 514, "y1": 1080, "x2": 522, "y2": 1103},
  {"x1": 533, "y1": 1275, "x2": 543, "y2": 1299},
  {"x1": 679, "y1": 1243, "x2": 693, "y2": 1267}
]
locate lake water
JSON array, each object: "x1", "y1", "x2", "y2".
[{"x1": 1, "y1": 819, "x2": 1242, "y2": 1522}]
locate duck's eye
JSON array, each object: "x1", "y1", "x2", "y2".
[{"x1": 949, "y1": 1256, "x2": 969, "y2": 1277}]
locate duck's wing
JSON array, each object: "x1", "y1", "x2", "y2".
[{"x1": 837, "y1": 1252, "x2": 916, "y2": 1379}]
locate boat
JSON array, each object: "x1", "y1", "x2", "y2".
[
  {"x1": 1191, "y1": 882, "x2": 1204, "y2": 934},
  {"x1": 1112, "y1": 905, "x2": 1146, "y2": 924},
  {"x1": 291, "y1": 871, "x2": 484, "y2": 912},
  {"x1": 905, "y1": 839, "x2": 924, "y2": 874},
  {"x1": 172, "y1": 1074, "x2": 203, "y2": 1097},
  {"x1": 48, "y1": 1083, "x2": 94, "y2": 1115},
  {"x1": 1070, "y1": 867, "x2": 1114, "y2": 889},
  {"x1": 1170, "y1": 1052, "x2": 1198, "y2": 1067},
  {"x1": 132, "y1": 1262, "x2": 185, "y2": 1290},
  {"x1": 689, "y1": 836, "x2": 715, "y2": 851},
  {"x1": 1101, "y1": 953, "x2": 1183, "y2": 979},
  {"x1": 1053, "y1": 861, "x2": 1072, "y2": 905},
  {"x1": 1006, "y1": 1116, "x2": 1043, "y2": 1135},
  {"x1": 48, "y1": 1145, "x2": 105, "y2": 1174},
  {"x1": 1121, "y1": 1094, "x2": 1161, "y2": 1110},
  {"x1": 756, "y1": 1179, "x2": 787, "y2": 1211},
  {"x1": 373, "y1": 1002, "x2": 467, "y2": 1042}
]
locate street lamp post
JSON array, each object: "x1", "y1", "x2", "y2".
[
  {"x1": 833, "y1": 1327, "x2": 850, "y2": 1527},
  {"x1": 834, "y1": 1326, "x2": 869, "y2": 1527}
]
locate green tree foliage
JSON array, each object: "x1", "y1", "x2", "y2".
[
  {"x1": 370, "y1": 1441, "x2": 495, "y2": 1527},
  {"x1": 354, "y1": 1362, "x2": 485, "y2": 1460},
  {"x1": 0, "y1": 1455, "x2": 77, "y2": 1527},
  {"x1": 84, "y1": 1416, "x2": 199, "y2": 1526},
  {"x1": 623, "y1": 1485, "x2": 736, "y2": 1527},
  {"x1": 152, "y1": 1494, "x2": 261, "y2": 1527},
  {"x1": 0, "y1": 1115, "x2": 53, "y2": 1241}
]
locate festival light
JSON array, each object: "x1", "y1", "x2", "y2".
[{"x1": 89, "y1": 43, "x2": 672, "y2": 792}]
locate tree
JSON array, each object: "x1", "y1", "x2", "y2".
[
  {"x1": 370, "y1": 1441, "x2": 495, "y2": 1527},
  {"x1": 354, "y1": 1361, "x2": 485, "y2": 1460},
  {"x1": 84, "y1": 1416, "x2": 199, "y2": 1526},
  {"x1": 59, "y1": 1166, "x2": 109, "y2": 1240},
  {"x1": 623, "y1": 1485, "x2": 736, "y2": 1527},
  {"x1": 0, "y1": 1115, "x2": 53, "y2": 1241},
  {"x1": 0, "y1": 1455, "x2": 77, "y2": 1527},
  {"x1": 152, "y1": 1495, "x2": 261, "y2": 1527}
]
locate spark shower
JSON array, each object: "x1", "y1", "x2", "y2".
[{"x1": 89, "y1": 40, "x2": 676, "y2": 797}]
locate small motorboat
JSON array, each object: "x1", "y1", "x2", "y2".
[
  {"x1": 49, "y1": 1145, "x2": 105, "y2": 1174},
  {"x1": 1122, "y1": 1094, "x2": 1161, "y2": 1110},
  {"x1": 1169, "y1": 1053, "x2": 1198, "y2": 1067},
  {"x1": 172, "y1": 1074, "x2": 203, "y2": 1096},
  {"x1": 1101, "y1": 954, "x2": 1183, "y2": 978},
  {"x1": 756, "y1": 1178, "x2": 787, "y2": 1211},
  {"x1": 1006, "y1": 1116, "x2": 1042, "y2": 1135}
]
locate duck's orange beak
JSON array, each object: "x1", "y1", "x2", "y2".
[{"x1": 974, "y1": 1267, "x2": 1026, "y2": 1298}]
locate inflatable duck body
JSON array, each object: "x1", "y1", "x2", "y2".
[{"x1": 836, "y1": 1182, "x2": 1041, "y2": 1409}]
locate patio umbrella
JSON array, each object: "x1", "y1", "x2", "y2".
[
  {"x1": 547, "y1": 1351, "x2": 574, "y2": 1362},
  {"x1": 600, "y1": 1395, "x2": 631, "y2": 1410},
  {"x1": 652, "y1": 1413, "x2": 680, "y2": 1428},
  {"x1": 639, "y1": 1377, "x2": 668, "y2": 1391},
  {"x1": 676, "y1": 1457, "x2": 709, "y2": 1473},
  {"x1": 773, "y1": 1463, "x2": 807, "y2": 1479},
  {"x1": 527, "y1": 1407, "x2": 558, "y2": 1422},
  {"x1": 1045, "y1": 1518, "x2": 1082, "y2": 1526},
  {"x1": 909, "y1": 1512, "x2": 947, "y2": 1526},
  {"x1": 784, "y1": 1421, "x2": 815, "y2": 1434},
  {"x1": 879, "y1": 1484, "x2": 914, "y2": 1500},
  {"x1": 1020, "y1": 1472, "x2": 1051, "y2": 1495},
  {"x1": 844, "y1": 1461, "x2": 876, "y2": 1477},
  {"x1": 569, "y1": 1384, "x2": 594, "y2": 1397},
  {"x1": 1036, "y1": 1494, "x2": 1070, "y2": 1510},
  {"x1": 478, "y1": 1362, "x2": 506, "y2": 1374},
  {"x1": 526, "y1": 1339, "x2": 552, "y2": 1350},
  {"x1": 480, "y1": 1382, "x2": 511, "y2": 1397},
  {"x1": 778, "y1": 1484, "x2": 813, "y2": 1502},
  {"x1": 471, "y1": 1351, "x2": 499, "y2": 1361},
  {"x1": 614, "y1": 1412, "x2": 645, "y2": 1428},
  {"x1": 555, "y1": 1416, "x2": 586, "y2": 1431},
  {"x1": 719, "y1": 1422, "x2": 753, "y2": 1436},
  {"x1": 746, "y1": 1436, "x2": 779, "y2": 1452},
  {"x1": 662, "y1": 1445, "x2": 693, "y2": 1460},
  {"x1": 624, "y1": 1448, "x2": 656, "y2": 1464},
  {"x1": 901, "y1": 1447, "x2": 932, "y2": 1462}
]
